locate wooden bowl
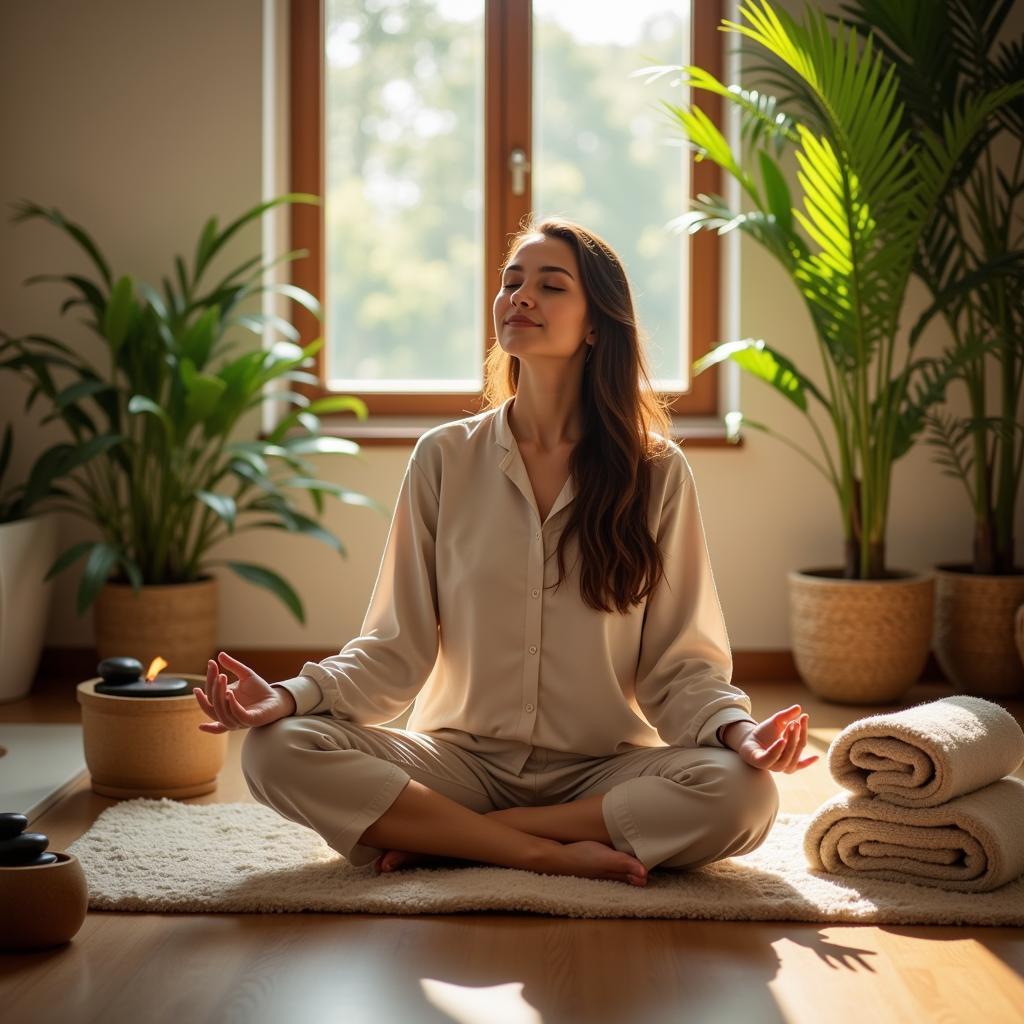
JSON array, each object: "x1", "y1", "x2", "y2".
[{"x1": 0, "y1": 852, "x2": 89, "y2": 951}]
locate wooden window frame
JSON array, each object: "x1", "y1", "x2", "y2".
[{"x1": 288, "y1": 0, "x2": 725, "y2": 433}]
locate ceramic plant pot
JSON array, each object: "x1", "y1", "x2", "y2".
[
  {"x1": 94, "y1": 576, "x2": 218, "y2": 675},
  {"x1": 76, "y1": 676, "x2": 227, "y2": 799},
  {"x1": 0, "y1": 512, "x2": 59, "y2": 703},
  {"x1": 932, "y1": 565, "x2": 1024, "y2": 696},
  {"x1": 0, "y1": 853, "x2": 89, "y2": 951},
  {"x1": 788, "y1": 568, "x2": 935, "y2": 705}
]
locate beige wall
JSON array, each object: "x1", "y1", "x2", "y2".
[{"x1": 0, "y1": 0, "x2": 1020, "y2": 659}]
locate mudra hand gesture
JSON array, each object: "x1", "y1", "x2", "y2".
[
  {"x1": 193, "y1": 651, "x2": 295, "y2": 733},
  {"x1": 735, "y1": 704, "x2": 818, "y2": 773}
]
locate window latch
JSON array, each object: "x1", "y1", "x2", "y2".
[{"x1": 509, "y1": 148, "x2": 531, "y2": 196}]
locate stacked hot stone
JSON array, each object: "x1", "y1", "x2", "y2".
[{"x1": 0, "y1": 812, "x2": 58, "y2": 866}]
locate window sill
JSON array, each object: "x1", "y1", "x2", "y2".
[{"x1": 275, "y1": 414, "x2": 745, "y2": 448}]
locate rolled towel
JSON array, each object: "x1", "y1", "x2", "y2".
[
  {"x1": 828, "y1": 695, "x2": 1024, "y2": 807},
  {"x1": 804, "y1": 777, "x2": 1024, "y2": 893}
]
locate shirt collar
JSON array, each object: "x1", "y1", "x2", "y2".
[
  {"x1": 493, "y1": 395, "x2": 516, "y2": 451},
  {"x1": 492, "y1": 395, "x2": 577, "y2": 520}
]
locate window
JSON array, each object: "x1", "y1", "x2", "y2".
[{"x1": 288, "y1": 0, "x2": 725, "y2": 431}]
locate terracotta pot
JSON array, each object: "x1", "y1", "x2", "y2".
[
  {"x1": 933, "y1": 565, "x2": 1024, "y2": 696},
  {"x1": 94, "y1": 576, "x2": 218, "y2": 675},
  {"x1": 76, "y1": 676, "x2": 227, "y2": 799},
  {"x1": 788, "y1": 568, "x2": 934, "y2": 705},
  {"x1": 0, "y1": 853, "x2": 89, "y2": 951}
]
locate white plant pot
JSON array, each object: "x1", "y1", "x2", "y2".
[{"x1": 0, "y1": 513, "x2": 60, "y2": 703}]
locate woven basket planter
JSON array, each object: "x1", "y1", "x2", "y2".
[
  {"x1": 788, "y1": 568, "x2": 934, "y2": 705},
  {"x1": 933, "y1": 565, "x2": 1024, "y2": 697},
  {"x1": 94, "y1": 577, "x2": 218, "y2": 675}
]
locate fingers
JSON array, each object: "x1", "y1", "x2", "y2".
[
  {"x1": 757, "y1": 713, "x2": 807, "y2": 771},
  {"x1": 194, "y1": 658, "x2": 244, "y2": 732},
  {"x1": 217, "y1": 650, "x2": 251, "y2": 679}
]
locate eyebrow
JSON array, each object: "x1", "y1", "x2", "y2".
[{"x1": 503, "y1": 264, "x2": 575, "y2": 280}]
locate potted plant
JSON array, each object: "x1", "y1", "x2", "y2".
[
  {"x1": 1, "y1": 194, "x2": 387, "y2": 674},
  {"x1": 640, "y1": 0, "x2": 1024, "y2": 702},
  {"x1": 0, "y1": 423, "x2": 60, "y2": 702},
  {"x1": 834, "y1": 0, "x2": 1024, "y2": 695}
]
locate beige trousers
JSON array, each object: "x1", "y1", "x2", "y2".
[{"x1": 240, "y1": 716, "x2": 780, "y2": 871}]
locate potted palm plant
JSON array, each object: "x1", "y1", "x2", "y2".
[
  {"x1": 834, "y1": 0, "x2": 1024, "y2": 695},
  {"x1": 640, "y1": 0, "x2": 1024, "y2": 702},
  {"x1": 1, "y1": 194, "x2": 387, "y2": 674},
  {"x1": 0, "y1": 423, "x2": 60, "y2": 702}
]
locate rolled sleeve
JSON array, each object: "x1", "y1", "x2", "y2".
[
  {"x1": 272, "y1": 675, "x2": 329, "y2": 717},
  {"x1": 634, "y1": 466, "x2": 754, "y2": 749}
]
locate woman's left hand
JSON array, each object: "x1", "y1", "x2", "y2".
[{"x1": 735, "y1": 704, "x2": 819, "y2": 773}]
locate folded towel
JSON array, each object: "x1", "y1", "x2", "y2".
[
  {"x1": 803, "y1": 776, "x2": 1024, "y2": 892},
  {"x1": 828, "y1": 695, "x2": 1024, "y2": 808}
]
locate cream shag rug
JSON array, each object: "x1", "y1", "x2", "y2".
[{"x1": 65, "y1": 799, "x2": 1024, "y2": 926}]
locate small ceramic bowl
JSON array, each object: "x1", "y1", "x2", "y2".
[{"x1": 0, "y1": 852, "x2": 89, "y2": 952}]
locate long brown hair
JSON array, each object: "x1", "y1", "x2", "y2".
[{"x1": 482, "y1": 215, "x2": 675, "y2": 614}]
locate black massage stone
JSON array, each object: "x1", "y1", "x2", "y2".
[
  {"x1": 0, "y1": 812, "x2": 28, "y2": 840},
  {"x1": 0, "y1": 832, "x2": 49, "y2": 865},
  {"x1": 97, "y1": 657, "x2": 145, "y2": 684},
  {"x1": 17, "y1": 853, "x2": 59, "y2": 867}
]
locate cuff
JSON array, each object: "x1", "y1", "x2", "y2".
[
  {"x1": 272, "y1": 675, "x2": 329, "y2": 716},
  {"x1": 697, "y1": 708, "x2": 759, "y2": 748}
]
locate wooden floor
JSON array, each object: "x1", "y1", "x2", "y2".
[{"x1": 2, "y1": 676, "x2": 1023, "y2": 1024}]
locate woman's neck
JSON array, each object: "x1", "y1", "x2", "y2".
[{"x1": 508, "y1": 389, "x2": 584, "y2": 451}]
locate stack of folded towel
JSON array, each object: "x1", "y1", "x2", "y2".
[{"x1": 804, "y1": 695, "x2": 1024, "y2": 893}]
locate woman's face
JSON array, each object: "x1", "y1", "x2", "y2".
[{"x1": 492, "y1": 235, "x2": 593, "y2": 364}]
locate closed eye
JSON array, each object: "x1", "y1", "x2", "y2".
[{"x1": 501, "y1": 284, "x2": 565, "y2": 291}]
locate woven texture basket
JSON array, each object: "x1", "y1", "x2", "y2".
[
  {"x1": 788, "y1": 569, "x2": 934, "y2": 705},
  {"x1": 933, "y1": 566, "x2": 1024, "y2": 697},
  {"x1": 94, "y1": 577, "x2": 218, "y2": 675}
]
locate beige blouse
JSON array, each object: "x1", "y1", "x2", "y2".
[{"x1": 273, "y1": 396, "x2": 757, "y2": 774}]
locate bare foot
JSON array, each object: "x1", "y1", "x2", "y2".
[
  {"x1": 375, "y1": 849, "x2": 477, "y2": 874},
  {"x1": 541, "y1": 840, "x2": 648, "y2": 886}
]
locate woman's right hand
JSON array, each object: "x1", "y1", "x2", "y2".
[{"x1": 193, "y1": 651, "x2": 295, "y2": 733}]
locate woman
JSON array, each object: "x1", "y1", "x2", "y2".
[{"x1": 195, "y1": 217, "x2": 817, "y2": 888}]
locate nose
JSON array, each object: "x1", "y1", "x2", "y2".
[{"x1": 509, "y1": 282, "x2": 535, "y2": 307}]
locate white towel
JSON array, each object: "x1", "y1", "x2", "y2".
[
  {"x1": 804, "y1": 777, "x2": 1024, "y2": 893},
  {"x1": 828, "y1": 695, "x2": 1024, "y2": 808}
]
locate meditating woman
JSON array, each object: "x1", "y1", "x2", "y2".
[{"x1": 194, "y1": 216, "x2": 818, "y2": 887}]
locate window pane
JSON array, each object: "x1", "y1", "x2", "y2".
[
  {"x1": 324, "y1": 0, "x2": 485, "y2": 391},
  {"x1": 533, "y1": 2, "x2": 691, "y2": 388}
]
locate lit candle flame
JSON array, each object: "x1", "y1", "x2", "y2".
[{"x1": 145, "y1": 656, "x2": 168, "y2": 682}]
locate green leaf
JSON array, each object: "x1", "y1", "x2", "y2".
[
  {"x1": 222, "y1": 560, "x2": 305, "y2": 623},
  {"x1": 196, "y1": 490, "x2": 237, "y2": 531},
  {"x1": 758, "y1": 150, "x2": 794, "y2": 234},
  {"x1": 281, "y1": 436, "x2": 361, "y2": 456},
  {"x1": 53, "y1": 377, "x2": 113, "y2": 411},
  {"x1": 128, "y1": 395, "x2": 174, "y2": 443},
  {"x1": 693, "y1": 337, "x2": 828, "y2": 413},
  {"x1": 281, "y1": 477, "x2": 389, "y2": 516},
  {"x1": 8, "y1": 200, "x2": 113, "y2": 289},
  {"x1": 77, "y1": 542, "x2": 121, "y2": 614},
  {"x1": 179, "y1": 305, "x2": 221, "y2": 368},
  {"x1": 102, "y1": 275, "x2": 136, "y2": 355},
  {"x1": 193, "y1": 194, "x2": 320, "y2": 284},
  {"x1": 44, "y1": 540, "x2": 97, "y2": 582}
]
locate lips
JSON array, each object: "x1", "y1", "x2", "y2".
[{"x1": 506, "y1": 317, "x2": 540, "y2": 326}]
